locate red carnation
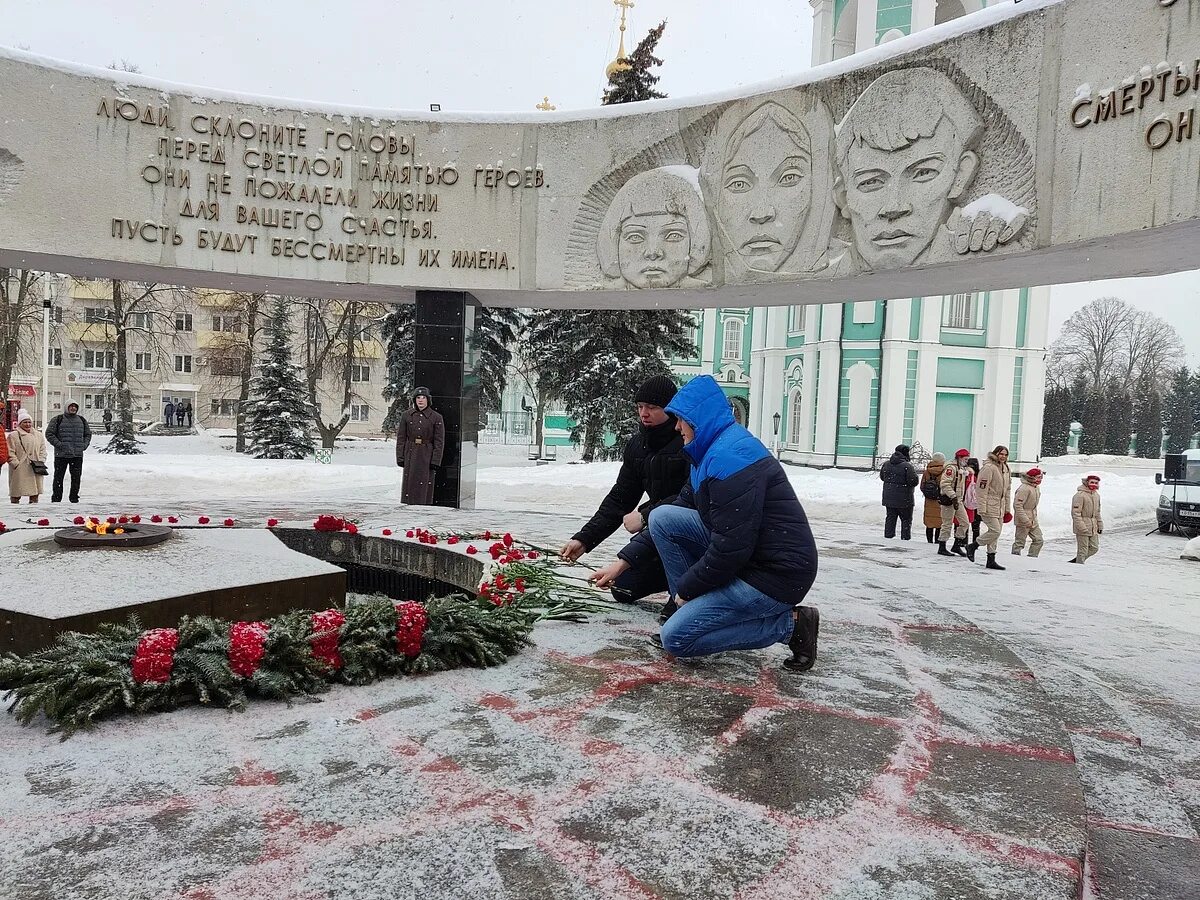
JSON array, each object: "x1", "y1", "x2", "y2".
[
  {"x1": 345, "y1": 523, "x2": 358, "y2": 535},
  {"x1": 73, "y1": 516, "x2": 85, "y2": 525},
  {"x1": 528, "y1": 551, "x2": 539, "y2": 560},
  {"x1": 106, "y1": 517, "x2": 117, "y2": 525},
  {"x1": 267, "y1": 518, "x2": 279, "y2": 528},
  {"x1": 36, "y1": 518, "x2": 50, "y2": 526},
  {"x1": 223, "y1": 518, "x2": 235, "y2": 527},
  {"x1": 89, "y1": 516, "x2": 100, "y2": 524},
  {"x1": 0, "y1": 522, "x2": 6, "y2": 533},
  {"x1": 483, "y1": 530, "x2": 492, "y2": 540},
  {"x1": 447, "y1": 535, "x2": 460, "y2": 545},
  {"x1": 466, "y1": 545, "x2": 477, "y2": 554},
  {"x1": 229, "y1": 621, "x2": 269, "y2": 678},
  {"x1": 131, "y1": 628, "x2": 179, "y2": 684},
  {"x1": 168, "y1": 516, "x2": 179, "y2": 524},
  {"x1": 503, "y1": 533, "x2": 514, "y2": 547},
  {"x1": 131, "y1": 515, "x2": 142, "y2": 524},
  {"x1": 313, "y1": 514, "x2": 345, "y2": 533},
  {"x1": 393, "y1": 600, "x2": 427, "y2": 658},
  {"x1": 150, "y1": 514, "x2": 162, "y2": 523},
  {"x1": 198, "y1": 516, "x2": 210, "y2": 525},
  {"x1": 515, "y1": 578, "x2": 526, "y2": 593},
  {"x1": 382, "y1": 528, "x2": 393, "y2": 536},
  {"x1": 118, "y1": 516, "x2": 129, "y2": 524},
  {"x1": 309, "y1": 609, "x2": 345, "y2": 671},
  {"x1": 406, "y1": 530, "x2": 415, "y2": 538}
]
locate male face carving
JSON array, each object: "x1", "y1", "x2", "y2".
[
  {"x1": 842, "y1": 119, "x2": 975, "y2": 270},
  {"x1": 617, "y1": 212, "x2": 692, "y2": 289},
  {"x1": 718, "y1": 110, "x2": 814, "y2": 273},
  {"x1": 836, "y1": 68, "x2": 984, "y2": 272}
]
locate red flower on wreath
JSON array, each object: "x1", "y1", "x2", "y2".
[
  {"x1": 73, "y1": 516, "x2": 85, "y2": 525},
  {"x1": 37, "y1": 518, "x2": 50, "y2": 526},
  {"x1": 447, "y1": 535, "x2": 460, "y2": 545},
  {"x1": 168, "y1": 516, "x2": 179, "y2": 524},
  {"x1": 503, "y1": 533, "x2": 514, "y2": 548},
  {"x1": 198, "y1": 516, "x2": 211, "y2": 525},
  {"x1": 382, "y1": 528, "x2": 393, "y2": 536},
  {"x1": 405, "y1": 530, "x2": 415, "y2": 538},
  {"x1": 483, "y1": 530, "x2": 493, "y2": 540},
  {"x1": 132, "y1": 628, "x2": 179, "y2": 684},
  {"x1": 528, "y1": 551, "x2": 539, "y2": 560},
  {"x1": 223, "y1": 518, "x2": 235, "y2": 527},
  {"x1": 345, "y1": 522, "x2": 358, "y2": 535},
  {"x1": 393, "y1": 600, "x2": 427, "y2": 658},
  {"x1": 131, "y1": 515, "x2": 142, "y2": 524},
  {"x1": 229, "y1": 621, "x2": 269, "y2": 678},
  {"x1": 106, "y1": 517, "x2": 117, "y2": 525},
  {"x1": 150, "y1": 514, "x2": 162, "y2": 523},
  {"x1": 310, "y1": 609, "x2": 345, "y2": 670},
  {"x1": 466, "y1": 545, "x2": 477, "y2": 554},
  {"x1": 118, "y1": 516, "x2": 129, "y2": 524},
  {"x1": 313, "y1": 514, "x2": 346, "y2": 533},
  {"x1": 267, "y1": 518, "x2": 280, "y2": 528}
]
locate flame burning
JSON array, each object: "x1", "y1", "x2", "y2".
[{"x1": 83, "y1": 521, "x2": 125, "y2": 536}]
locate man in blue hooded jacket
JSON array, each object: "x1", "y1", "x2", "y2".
[{"x1": 592, "y1": 375, "x2": 820, "y2": 669}]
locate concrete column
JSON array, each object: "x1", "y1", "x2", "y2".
[
  {"x1": 856, "y1": 0, "x2": 881, "y2": 50},
  {"x1": 413, "y1": 290, "x2": 478, "y2": 509},
  {"x1": 809, "y1": 0, "x2": 836, "y2": 65}
]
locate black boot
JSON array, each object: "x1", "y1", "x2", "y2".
[
  {"x1": 965, "y1": 542, "x2": 978, "y2": 563},
  {"x1": 658, "y1": 598, "x2": 678, "y2": 624},
  {"x1": 784, "y1": 606, "x2": 819, "y2": 672},
  {"x1": 1068, "y1": 557, "x2": 1080, "y2": 564},
  {"x1": 926, "y1": 528, "x2": 935, "y2": 543},
  {"x1": 950, "y1": 539, "x2": 967, "y2": 557},
  {"x1": 986, "y1": 553, "x2": 1006, "y2": 571},
  {"x1": 937, "y1": 541, "x2": 953, "y2": 557}
]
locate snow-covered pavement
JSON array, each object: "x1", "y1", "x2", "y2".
[{"x1": 1, "y1": 434, "x2": 1196, "y2": 898}]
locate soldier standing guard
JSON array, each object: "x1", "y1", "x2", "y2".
[{"x1": 396, "y1": 386, "x2": 445, "y2": 505}]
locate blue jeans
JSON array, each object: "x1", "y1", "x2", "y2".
[{"x1": 649, "y1": 505, "x2": 795, "y2": 658}]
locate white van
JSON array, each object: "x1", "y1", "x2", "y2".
[{"x1": 1156, "y1": 448, "x2": 1200, "y2": 534}]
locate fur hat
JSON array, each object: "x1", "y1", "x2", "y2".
[
  {"x1": 412, "y1": 386, "x2": 432, "y2": 401},
  {"x1": 634, "y1": 375, "x2": 678, "y2": 409},
  {"x1": 16, "y1": 408, "x2": 32, "y2": 424}
]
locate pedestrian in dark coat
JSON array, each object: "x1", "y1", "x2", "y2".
[
  {"x1": 563, "y1": 375, "x2": 690, "y2": 610},
  {"x1": 879, "y1": 444, "x2": 919, "y2": 540},
  {"x1": 175, "y1": 402, "x2": 185, "y2": 426},
  {"x1": 163, "y1": 401, "x2": 175, "y2": 426},
  {"x1": 46, "y1": 401, "x2": 92, "y2": 503},
  {"x1": 396, "y1": 387, "x2": 445, "y2": 505},
  {"x1": 183, "y1": 401, "x2": 193, "y2": 427}
]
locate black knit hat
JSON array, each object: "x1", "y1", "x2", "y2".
[
  {"x1": 895, "y1": 444, "x2": 910, "y2": 458},
  {"x1": 634, "y1": 375, "x2": 677, "y2": 408}
]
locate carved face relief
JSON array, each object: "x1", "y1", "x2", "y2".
[
  {"x1": 717, "y1": 119, "x2": 813, "y2": 273},
  {"x1": 842, "y1": 118, "x2": 978, "y2": 271},
  {"x1": 617, "y1": 213, "x2": 692, "y2": 289}
]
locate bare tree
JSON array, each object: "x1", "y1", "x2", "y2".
[
  {"x1": 1048, "y1": 297, "x2": 1135, "y2": 390},
  {"x1": 1120, "y1": 309, "x2": 1185, "y2": 389},
  {"x1": 298, "y1": 298, "x2": 386, "y2": 449},
  {"x1": 0, "y1": 268, "x2": 47, "y2": 413},
  {"x1": 74, "y1": 279, "x2": 184, "y2": 454}
]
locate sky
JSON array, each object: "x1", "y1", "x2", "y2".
[{"x1": 3, "y1": 0, "x2": 1197, "y2": 361}]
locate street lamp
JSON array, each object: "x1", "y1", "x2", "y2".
[{"x1": 772, "y1": 412, "x2": 782, "y2": 459}]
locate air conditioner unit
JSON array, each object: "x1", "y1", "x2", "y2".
[{"x1": 69, "y1": 352, "x2": 82, "y2": 360}]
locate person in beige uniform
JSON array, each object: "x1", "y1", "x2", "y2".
[
  {"x1": 975, "y1": 445, "x2": 1013, "y2": 570},
  {"x1": 1011, "y1": 467, "x2": 1044, "y2": 557},
  {"x1": 1071, "y1": 474, "x2": 1103, "y2": 563},
  {"x1": 936, "y1": 448, "x2": 971, "y2": 557}
]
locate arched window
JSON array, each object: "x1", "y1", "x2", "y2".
[
  {"x1": 722, "y1": 317, "x2": 744, "y2": 360},
  {"x1": 789, "y1": 388, "x2": 805, "y2": 446}
]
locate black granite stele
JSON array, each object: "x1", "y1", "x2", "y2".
[{"x1": 413, "y1": 290, "x2": 480, "y2": 509}]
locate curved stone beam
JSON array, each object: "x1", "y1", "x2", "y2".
[{"x1": 0, "y1": 0, "x2": 1196, "y2": 309}]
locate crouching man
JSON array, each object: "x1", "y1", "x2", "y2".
[{"x1": 591, "y1": 375, "x2": 820, "y2": 670}]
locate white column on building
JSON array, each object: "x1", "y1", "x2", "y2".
[
  {"x1": 812, "y1": 303, "x2": 842, "y2": 465},
  {"x1": 749, "y1": 308, "x2": 768, "y2": 440},
  {"x1": 912, "y1": 297, "x2": 941, "y2": 450},
  {"x1": 912, "y1": 0, "x2": 938, "y2": 33},
  {"x1": 855, "y1": 0, "x2": 881, "y2": 50},
  {"x1": 877, "y1": 300, "x2": 910, "y2": 454},
  {"x1": 808, "y1": 0, "x2": 836, "y2": 65}
]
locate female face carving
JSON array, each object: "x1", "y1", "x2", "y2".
[
  {"x1": 617, "y1": 213, "x2": 692, "y2": 289},
  {"x1": 717, "y1": 116, "x2": 813, "y2": 273}
]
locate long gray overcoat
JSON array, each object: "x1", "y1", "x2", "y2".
[{"x1": 397, "y1": 406, "x2": 445, "y2": 505}]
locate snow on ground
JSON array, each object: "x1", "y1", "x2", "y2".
[{"x1": 71, "y1": 436, "x2": 1164, "y2": 544}]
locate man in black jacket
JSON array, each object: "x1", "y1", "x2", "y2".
[
  {"x1": 879, "y1": 444, "x2": 919, "y2": 540},
  {"x1": 560, "y1": 375, "x2": 689, "y2": 605},
  {"x1": 46, "y1": 402, "x2": 92, "y2": 503}
]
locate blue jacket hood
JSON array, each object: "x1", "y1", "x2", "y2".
[{"x1": 665, "y1": 375, "x2": 735, "y2": 466}]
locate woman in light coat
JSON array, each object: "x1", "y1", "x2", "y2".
[
  {"x1": 975, "y1": 445, "x2": 1013, "y2": 570},
  {"x1": 8, "y1": 409, "x2": 47, "y2": 503}
]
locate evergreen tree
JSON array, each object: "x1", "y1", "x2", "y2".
[
  {"x1": 1103, "y1": 386, "x2": 1132, "y2": 456},
  {"x1": 470, "y1": 307, "x2": 524, "y2": 416},
  {"x1": 1040, "y1": 386, "x2": 1071, "y2": 457},
  {"x1": 1078, "y1": 386, "x2": 1108, "y2": 455},
  {"x1": 1068, "y1": 372, "x2": 1090, "y2": 426},
  {"x1": 243, "y1": 296, "x2": 316, "y2": 459},
  {"x1": 602, "y1": 20, "x2": 667, "y2": 105},
  {"x1": 1163, "y1": 366, "x2": 1196, "y2": 454},
  {"x1": 380, "y1": 304, "x2": 414, "y2": 435},
  {"x1": 1132, "y1": 373, "x2": 1163, "y2": 459}
]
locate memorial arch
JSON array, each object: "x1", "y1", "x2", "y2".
[{"x1": 0, "y1": 0, "x2": 1196, "y2": 503}]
